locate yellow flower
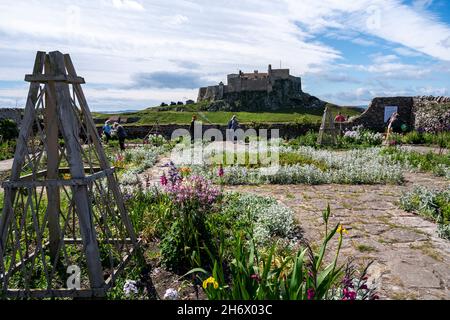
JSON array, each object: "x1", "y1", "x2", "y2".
[
  {"x1": 63, "y1": 173, "x2": 71, "y2": 180},
  {"x1": 180, "y1": 167, "x2": 192, "y2": 176},
  {"x1": 337, "y1": 224, "x2": 349, "y2": 236},
  {"x1": 202, "y1": 277, "x2": 219, "y2": 290}
]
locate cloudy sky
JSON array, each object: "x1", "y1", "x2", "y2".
[{"x1": 0, "y1": 0, "x2": 449, "y2": 111}]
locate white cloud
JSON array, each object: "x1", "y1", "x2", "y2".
[
  {"x1": 286, "y1": 0, "x2": 450, "y2": 61},
  {"x1": 0, "y1": 0, "x2": 449, "y2": 110},
  {"x1": 393, "y1": 47, "x2": 424, "y2": 57},
  {"x1": 111, "y1": 0, "x2": 144, "y2": 11},
  {"x1": 163, "y1": 14, "x2": 189, "y2": 27}
]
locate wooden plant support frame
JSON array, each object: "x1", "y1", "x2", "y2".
[
  {"x1": 317, "y1": 106, "x2": 338, "y2": 146},
  {"x1": 0, "y1": 51, "x2": 138, "y2": 299}
]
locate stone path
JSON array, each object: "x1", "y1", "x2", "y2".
[
  {"x1": 0, "y1": 158, "x2": 13, "y2": 173},
  {"x1": 402, "y1": 145, "x2": 448, "y2": 155},
  {"x1": 225, "y1": 173, "x2": 450, "y2": 300},
  {"x1": 141, "y1": 152, "x2": 450, "y2": 300},
  {"x1": 138, "y1": 155, "x2": 172, "y2": 185}
]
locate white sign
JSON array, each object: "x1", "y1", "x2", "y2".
[{"x1": 384, "y1": 106, "x2": 398, "y2": 123}]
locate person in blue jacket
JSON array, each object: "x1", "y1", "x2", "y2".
[{"x1": 102, "y1": 120, "x2": 112, "y2": 143}]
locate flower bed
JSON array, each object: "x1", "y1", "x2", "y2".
[
  {"x1": 107, "y1": 164, "x2": 379, "y2": 300},
  {"x1": 195, "y1": 146, "x2": 404, "y2": 185},
  {"x1": 400, "y1": 186, "x2": 450, "y2": 240}
]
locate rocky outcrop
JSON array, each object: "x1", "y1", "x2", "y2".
[{"x1": 205, "y1": 79, "x2": 326, "y2": 112}]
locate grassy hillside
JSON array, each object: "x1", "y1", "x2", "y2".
[{"x1": 93, "y1": 102, "x2": 363, "y2": 126}]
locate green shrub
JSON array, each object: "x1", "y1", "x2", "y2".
[
  {"x1": 0, "y1": 119, "x2": 19, "y2": 141},
  {"x1": 382, "y1": 147, "x2": 450, "y2": 176},
  {"x1": 279, "y1": 152, "x2": 328, "y2": 171},
  {"x1": 287, "y1": 130, "x2": 318, "y2": 148},
  {"x1": 0, "y1": 140, "x2": 16, "y2": 160},
  {"x1": 402, "y1": 131, "x2": 425, "y2": 145},
  {"x1": 400, "y1": 186, "x2": 450, "y2": 240}
]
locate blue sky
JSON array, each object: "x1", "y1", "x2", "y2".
[{"x1": 0, "y1": 0, "x2": 449, "y2": 111}]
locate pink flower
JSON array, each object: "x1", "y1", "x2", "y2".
[
  {"x1": 342, "y1": 288, "x2": 357, "y2": 300},
  {"x1": 160, "y1": 174, "x2": 168, "y2": 186},
  {"x1": 307, "y1": 288, "x2": 315, "y2": 300},
  {"x1": 250, "y1": 274, "x2": 260, "y2": 282},
  {"x1": 218, "y1": 165, "x2": 224, "y2": 178}
]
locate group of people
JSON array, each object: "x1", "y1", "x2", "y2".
[{"x1": 102, "y1": 120, "x2": 127, "y2": 150}]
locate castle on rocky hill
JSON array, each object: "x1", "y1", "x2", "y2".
[
  {"x1": 196, "y1": 65, "x2": 323, "y2": 111},
  {"x1": 198, "y1": 64, "x2": 302, "y2": 102}
]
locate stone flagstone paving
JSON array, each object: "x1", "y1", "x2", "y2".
[{"x1": 224, "y1": 172, "x2": 449, "y2": 300}]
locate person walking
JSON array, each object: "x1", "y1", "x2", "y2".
[
  {"x1": 227, "y1": 115, "x2": 239, "y2": 143},
  {"x1": 334, "y1": 112, "x2": 346, "y2": 123},
  {"x1": 228, "y1": 115, "x2": 239, "y2": 130},
  {"x1": 189, "y1": 115, "x2": 197, "y2": 144},
  {"x1": 113, "y1": 122, "x2": 127, "y2": 151},
  {"x1": 102, "y1": 120, "x2": 112, "y2": 143}
]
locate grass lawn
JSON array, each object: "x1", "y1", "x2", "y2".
[{"x1": 93, "y1": 103, "x2": 363, "y2": 125}]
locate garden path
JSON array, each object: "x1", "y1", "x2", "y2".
[
  {"x1": 138, "y1": 154, "x2": 172, "y2": 185},
  {"x1": 224, "y1": 173, "x2": 450, "y2": 300},
  {"x1": 141, "y1": 150, "x2": 450, "y2": 300},
  {"x1": 402, "y1": 145, "x2": 448, "y2": 155},
  {"x1": 0, "y1": 158, "x2": 13, "y2": 173}
]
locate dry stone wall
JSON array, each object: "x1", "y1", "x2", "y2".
[
  {"x1": 0, "y1": 108, "x2": 23, "y2": 127},
  {"x1": 346, "y1": 96, "x2": 449, "y2": 133}
]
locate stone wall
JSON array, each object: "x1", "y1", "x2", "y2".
[
  {"x1": 346, "y1": 97, "x2": 414, "y2": 131},
  {"x1": 98, "y1": 123, "x2": 321, "y2": 140},
  {"x1": 413, "y1": 96, "x2": 450, "y2": 132},
  {"x1": 0, "y1": 108, "x2": 24, "y2": 127},
  {"x1": 345, "y1": 96, "x2": 450, "y2": 132}
]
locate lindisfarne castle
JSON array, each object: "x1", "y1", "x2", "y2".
[
  {"x1": 197, "y1": 64, "x2": 325, "y2": 112},
  {"x1": 198, "y1": 64, "x2": 302, "y2": 101}
]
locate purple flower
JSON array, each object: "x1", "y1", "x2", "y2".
[
  {"x1": 342, "y1": 288, "x2": 357, "y2": 300},
  {"x1": 160, "y1": 174, "x2": 168, "y2": 186},
  {"x1": 218, "y1": 165, "x2": 224, "y2": 178},
  {"x1": 307, "y1": 288, "x2": 315, "y2": 300}
]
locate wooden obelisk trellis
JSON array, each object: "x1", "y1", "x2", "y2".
[
  {"x1": 317, "y1": 106, "x2": 338, "y2": 146},
  {"x1": 0, "y1": 51, "x2": 138, "y2": 298}
]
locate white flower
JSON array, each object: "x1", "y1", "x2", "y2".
[
  {"x1": 123, "y1": 280, "x2": 138, "y2": 297},
  {"x1": 163, "y1": 288, "x2": 179, "y2": 300}
]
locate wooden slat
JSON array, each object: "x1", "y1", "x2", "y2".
[
  {"x1": 2, "y1": 168, "x2": 115, "y2": 188},
  {"x1": 25, "y1": 74, "x2": 85, "y2": 84}
]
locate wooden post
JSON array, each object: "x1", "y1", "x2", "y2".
[
  {"x1": 64, "y1": 54, "x2": 137, "y2": 245},
  {"x1": 48, "y1": 51, "x2": 104, "y2": 289},
  {"x1": 44, "y1": 55, "x2": 61, "y2": 262},
  {"x1": 317, "y1": 106, "x2": 337, "y2": 146}
]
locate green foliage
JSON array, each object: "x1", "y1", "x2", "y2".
[
  {"x1": 188, "y1": 206, "x2": 377, "y2": 300},
  {"x1": 381, "y1": 147, "x2": 450, "y2": 177},
  {"x1": 400, "y1": 186, "x2": 450, "y2": 240},
  {"x1": 287, "y1": 130, "x2": 318, "y2": 148},
  {"x1": 401, "y1": 131, "x2": 450, "y2": 148},
  {"x1": 0, "y1": 119, "x2": 19, "y2": 141},
  {"x1": 279, "y1": 152, "x2": 328, "y2": 171},
  {"x1": 0, "y1": 139, "x2": 16, "y2": 160},
  {"x1": 93, "y1": 103, "x2": 363, "y2": 126}
]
